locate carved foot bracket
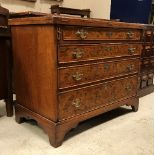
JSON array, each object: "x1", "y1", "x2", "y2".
[{"x1": 15, "y1": 104, "x2": 78, "y2": 148}]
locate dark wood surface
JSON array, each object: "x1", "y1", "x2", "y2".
[
  {"x1": 139, "y1": 25, "x2": 154, "y2": 97},
  {"x1": 50, "y1": 5, "x2": 91, "y2": 18},
  {"x1": 0, "y1": 6, "x2": 13, "y2": 117},
  {"x1": 10, "y1": 13, "x2": 144, "y2": 147},
  {"x1": 138, "y1": 85, "x2": 154, "y2": 97},
  {"x1": 0, "y1": 39, "x2": 7, "y2": 99}
]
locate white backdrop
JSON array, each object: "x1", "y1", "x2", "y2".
[{"x1": 0, "y1": 0, "x2": 111, "y2": 19}]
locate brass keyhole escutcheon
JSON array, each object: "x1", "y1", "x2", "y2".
[
  {"x1": 104, "y1": 64, "x2": 110, "y2": 70},
  {"x1": 127, "y1": 64, "x2": 134, "y2": 72},
  {"x1": 127, "y1": 31, "x2": 134, "y2": 39},
  {"x1": 128, "y1": 47, "x2": 136, "y2": 55},
  {"x1": 125, "y1": 85, "x2": 132, "y2": 92},
  {"x1": 72, "y1": 48, "x2": 84, "y2": 59}
]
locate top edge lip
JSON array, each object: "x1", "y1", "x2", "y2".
[{"x1": 8, "y1": 12, "x2": 152, "y2": 29}]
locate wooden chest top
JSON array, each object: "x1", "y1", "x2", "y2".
[{"x1": 9, "y1": 13, "x2": 146, "y2": 30}]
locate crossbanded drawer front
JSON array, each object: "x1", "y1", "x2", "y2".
[
  {"x1": 58, "y1": 44, "x2": 142, "y2": 64},
  {"x1": 61, "y1": 27, "x2": 141, "y2": 41},
  {"x1": 59, "y1": 75, "x2": 138, "y2": 120},
  {"x1": 58, "y1": 59, "x2": 139, "y2": 89}
]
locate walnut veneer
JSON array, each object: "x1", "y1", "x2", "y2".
[{"x1": 9, "y1": 14, "x2": 145, "y2": 147}]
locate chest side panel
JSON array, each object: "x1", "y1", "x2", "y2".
[{"x1": 12, "y1": 25, "x2": 58, "y2": 121}]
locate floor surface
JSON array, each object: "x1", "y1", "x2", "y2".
[{"x1": 0, "y1": 93, "x2": 154, "y2": 155}]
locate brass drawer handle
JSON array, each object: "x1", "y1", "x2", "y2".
[
  {"x1": 104, "y1": 64, "x2": 110, "y2": 70},
  {"x1": 125, "y1": 85, "x2": 132, "y2": 92},
  {"x1": 127, "y1": 31, "x2": 134, "y2": 39},
  {"x1": 127, "y1": 64, "x2": 134, "y2": 72},
  {"x1": 128, "y1": 47, "x2": 136, "y2": 55},
  {"x1": 0, "y1": 26, "x2": 8, "y2": 29},
  {"x1": 146, "y1": 31, "x2": 152, "y2": 36},
  {"x1": 106, "y1": 32, "x2": 113, "y2": 37},
  {"x1": 76, "y1": 29, "x2": 88, "y2": 40},
  {"x1": 148, "y1": 73, "x2": 153, "y2": 78},
  {"x1": 72, "y1": 72, "x2": 83, "y2": 81},
  {"x1": 72, "y1": 48, "x2": 84, "y2": 59},
  {"x1": 145, "y1": 46, "x2": 151, "y2": 50},
  {"x1": 72, "y1": 98, "x2": 81, "y2": 109}
]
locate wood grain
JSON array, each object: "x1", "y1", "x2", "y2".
[
  {"x1": 62, "y1": 26, "x2": 142, "y2": 41},
  {"x1": 58, "y1": 58, "x2": 139, "y2": 89},
  {"x1": 11, "y1": 25, "x2": 58, "y2": 121},
  {"x1": 9, "y1": 14, "x2": 144, "y2": 147},
  {"x1": 9, "y1": 14, "x2": 145, "y2": 29},
  {"x1": 58, "y1": 43, "x2": 142, "y2": 64},
  {"x1": 59, "y1": 75, "x2": 138, "y2": 120}
]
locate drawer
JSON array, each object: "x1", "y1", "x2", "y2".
[
  {"x1": 59, "y1": 75, "x2": 138, "y2": 120},
  {"x1": 140, "y1": 75, "x2": 148, "y2": 88},
  {"x1": 58, "y1": 44, "x2": 142, "y2": 64},
  {"x1": 145, "y1": 30, "x2": 153, "y2": 42},
  {"x1": 140, "y1": 73, "x2": 154, "y2": 88},
  {"x1": 143, "y1": 44, "x2": 153, "y2": 57},
  {"x1": 148, "y1": 73, "x2": 154, "y2": 86},
  {"x1": 61, "y1": 26, "x2": 141, "y2": 41},
  {"x1": 58, "y1": 59, "x2": 139, "y2": 89},
  {"x1": 141, "y1": 58, "x2": 154, "y2": 71}
]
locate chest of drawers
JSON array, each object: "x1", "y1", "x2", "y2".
[
  {"x1": 9, "y1": 14, "x2": 144, "y2": 147},
  {"x1": 139, "y1": 25, "x2": 154, "y2": 97}
]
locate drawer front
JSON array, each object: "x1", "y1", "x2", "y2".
[
  {"x1": 59, "y1": 76, "x2": 138, "y2": 120},
  {"x1": 143, "y1": 44, "x2": 153, "y2": 57},
  {"x1": 62, "y1": 27, "x2": 141, "y2": 41},
  {"x1": 59, "y1": 44, "x2": 142, "y2": 64},
  {"x1": 140, "y1": 75, "x2": 148, "y2": 88},
  {"x1": 141, "y1": 58, "x2": 154, "y2": 71},
  {"x1": 148, "y1": 73, "x2": 154, "y2": 86},
  {"x1": 140, "y1": 73, "x2": 154, "y2": 88},
  {"x1": 59, "y1": 59, "x2": 139, "y2": 89},
  {"x1": 145, "y1": 30, "x2": 153, "y2": 42}
]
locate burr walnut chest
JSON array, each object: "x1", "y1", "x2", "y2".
[{"x1": 9, "y1": 14, "x2": 144, "y2": 147}]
